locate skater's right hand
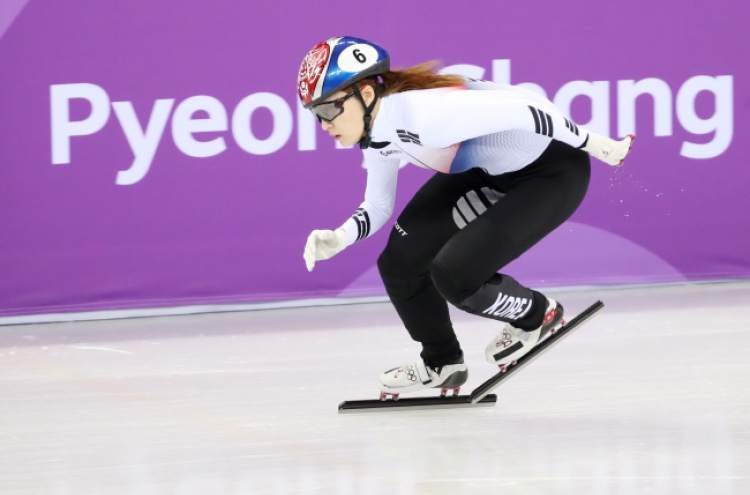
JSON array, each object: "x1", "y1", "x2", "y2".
[{"x1": 303, "y1": 229, "x2": 348, "y2": 272}]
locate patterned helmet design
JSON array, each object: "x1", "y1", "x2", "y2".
[{"x1": 297, "y1": 36, "x2": 390, "y2": 108}]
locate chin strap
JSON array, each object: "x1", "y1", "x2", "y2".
[{"x1": 351, "y1": 83, "x2": 383, "y2": 150}]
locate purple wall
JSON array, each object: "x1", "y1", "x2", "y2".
[{"x1": 1, "y1": 0, "x2": 748, "y2": 316}]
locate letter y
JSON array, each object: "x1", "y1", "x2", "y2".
[{"x1": 112, "y1": 99, "x2": 174, "y2": 185}]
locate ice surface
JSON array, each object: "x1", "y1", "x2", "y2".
[{"x1": 0, "y1": 282, "x2": 748, "y2": 494}]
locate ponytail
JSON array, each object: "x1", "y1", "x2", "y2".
[{"x1": 377, "y1": 61, "x2": 466, "y2": 96}]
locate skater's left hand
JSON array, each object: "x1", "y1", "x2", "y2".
[
  {"x1": 582, "y1": 133, "x2": 635, "y2": 166},
  {"x1": 303, "y1": 229, "x2": 348, "y2": 272}
]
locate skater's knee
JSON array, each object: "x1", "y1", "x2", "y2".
[
  {"x1": 377, "y1": 238, "x2": 427, "y2": 277},
  {"x1": 378, "y1": 249, "x2": 429, "y2": 298},
  {"x1": 377, "y1": 248, "x2": 404, "y2": 279},
  {"x1": 430, "y1": 259, "x2": 473, "y2": 306}
]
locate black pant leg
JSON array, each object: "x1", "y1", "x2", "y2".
[
  {"x1": 430, "y1": 142, "x2": 591, "y2": 329},
  {"x1": 377, "y1": 171, "x2": 487, "y2": 366}
]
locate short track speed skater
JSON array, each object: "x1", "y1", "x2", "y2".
[{"x1": 338, "y1": 300, "x2": 604, "y2": 413}]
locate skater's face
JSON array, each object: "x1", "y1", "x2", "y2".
[{"x1": 315, "y1": 85, "x2": 379, "y2": 147}]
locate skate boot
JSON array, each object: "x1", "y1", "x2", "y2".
[
  {"x1": 377, "y1": 352, "x2": 468, "y2": 401},
  {"x1": 485, "y1": 299, "x2": 564, "y2": 371}
]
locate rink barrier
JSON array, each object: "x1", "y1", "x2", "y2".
[{"x1": 1, "y1": 279, "x2": 746, "y2": 327}]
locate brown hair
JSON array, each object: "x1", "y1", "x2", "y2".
[
  {"x1": 349, "y1": 61, "x2": 466, "y2": 97},
  {"x1": 380, "y1": 61, "x2": 466, "y2": 95}
]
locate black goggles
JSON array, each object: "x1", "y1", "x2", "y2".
[{"x1": 310, "y1": 91, "x2": 358, "y2": 122}]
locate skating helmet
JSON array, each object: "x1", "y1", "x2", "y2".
[{"x1": 297, "y1": 36, "x2": 390, "y2": 109}]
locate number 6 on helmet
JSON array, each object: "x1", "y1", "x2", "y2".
[{"x1": 297, "y1": 36, "x2": 389, "y2": 109}]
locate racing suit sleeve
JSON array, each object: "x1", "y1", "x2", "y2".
[
  {"x1": 338, "y1": 151, "x2": 401, "y2": 246},
  {"x1": 419, "y1": 89, "x2": 589, "y2": 149}
]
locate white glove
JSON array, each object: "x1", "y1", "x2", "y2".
[
  {"x1": 303, "y1": 229, "x2": 348, "y2": 272},
  {"x1": 582, "y1": 133, "x2": 635, "y2": 166}
]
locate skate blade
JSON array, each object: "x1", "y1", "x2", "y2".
[
  {"x1": 338, "y1": 394, "x2": 497, "y2": 414},
  {"x1": 470, "y1": 300, "x2": 604, "y2": 404},
  {"x1": 339, "y1": 301, "x2": 603, "y2": 413}
]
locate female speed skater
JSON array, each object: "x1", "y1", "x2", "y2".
[{"x1": 299, "y1": 36, "x2": 633, "y2": 399}]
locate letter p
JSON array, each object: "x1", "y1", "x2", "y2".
[{"x1": 50, "y1": 83, "x2": 111, "y2": 164}]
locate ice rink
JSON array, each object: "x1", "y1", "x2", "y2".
[{"x1": 1, "y1": 281, "x2": 748, "y2": 495}]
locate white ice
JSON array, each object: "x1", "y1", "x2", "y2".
[{"x1": 0, "y1": 281, "x2": 748, "y2": 494}]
